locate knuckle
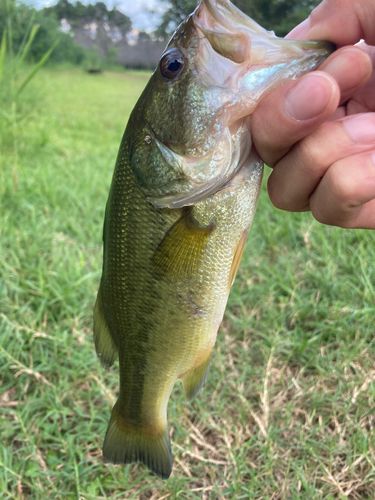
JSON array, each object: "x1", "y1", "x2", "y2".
[
  {"x1": 252, "y1": 134, "x2": 279, "y2": 168},
  {"x1": 310, "y1": 200, "x2": 344, "y2": 227},
  {"x1": 267, "y1": 177, "x2": 288, "y2": 210},
  {"x1": 311, "y1": 203, "x2": 335, "y2": 226},
  {"x1": 311, "y1": 209, "x2": 329, "y2": 226},
  {"x1": 312, "y1": 206, "x2": 357, "y2": 229},
  {"x1": 326, "y1": 165, "x2": 356, "y2": 205},
  {"x1": 295, "y1": 133, "x2": 328, "y2": 177},
  {"x1": 310, "y1": 160, "x2": 364, "y2": 228}
]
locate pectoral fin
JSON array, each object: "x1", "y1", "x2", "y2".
[
  {"x1": 93, "y1": 285, "x2": 118, "y2": 369},
  {"x1": 181, "y1": 353, "x2": 213, "y2": 402},
  {"x1": 152, "y1": 211, "x2": 213, "y2": 281}
]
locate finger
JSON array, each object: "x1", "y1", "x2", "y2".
[
  {"x1": 344, "y1": 44, "x2": 375, "y2": 115},
  {"x1": 268, "y1": 113, "x2": 375, "y2": 212},
  {"x1": 318, "y1": 46, "x2": 373, "y2": 105},
  {"x1": 287, "y1": 0, "x2": 375, "y2": 46},
  {"x1": 252, "y1": 72, "x2": 339, "y2": 168},
  {"x1": 310, "y1": 151, "x2": 375, "y2": 229},
  {"x1": 252, "y1": 46, "x2": 371, "y2": 168}
]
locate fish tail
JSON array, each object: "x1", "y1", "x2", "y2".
[{"x1": 103, "y1": 403, "x2": 173, "y2": 479}]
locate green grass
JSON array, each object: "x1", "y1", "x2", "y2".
[{"x1": 1, "y1": 67, "x2": 375, "y2": 499}]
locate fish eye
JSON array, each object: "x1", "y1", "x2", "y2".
[{"x1": 160, "y1": 49, "x2": 185, "y2": 80}]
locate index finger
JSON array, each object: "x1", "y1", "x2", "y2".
[
  {"x1": 252, "y1": 46, "x2": 371, "y2": 168},
  {"x1": 252, "y1": 71, "x2": 339, "y2": 168},
  {"x1": 288, "y1": 0, "x2": 375, "y2": 46}
]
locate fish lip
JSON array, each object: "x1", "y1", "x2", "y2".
[
  {"x1": 195, "y1": 0, "x2": 271, "y2": 36},
  {"x1": 192, "y1": 1, "x2": 335, "y2": 91},
  {"x1": 288, "y1": 39, "x2": 336, "y2": 53}
]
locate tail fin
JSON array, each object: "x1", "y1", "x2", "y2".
[{"x1": 103, "y1": 403, "x2": 173, "y2": 479}]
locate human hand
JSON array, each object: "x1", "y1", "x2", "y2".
[{"x1": 251, "y1": 0, "x2": 375, "y2": 229}]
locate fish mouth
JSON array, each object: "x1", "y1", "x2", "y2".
[
  {"x1": 193, "y1": 0, "x2": 335, "y2": 116},
  {"x1": 150, "y1": 0, "x2": 335, "y2": 209}
]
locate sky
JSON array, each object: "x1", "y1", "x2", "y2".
[
  {"x1": 115, "y1": 0, "x2": 167, "y2": 31},
  {"x1": 29, "y1": 0, "x2": 168, "y2": 31}
]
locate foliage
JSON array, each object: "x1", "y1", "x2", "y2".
[
  {"x1": 31, "y1": 10, "x2": 86, "y2": 65},
  {"x1": 0, "y1": 0, "x2": 86, "y2": 65},
  {"x1": 44, "y1": 0, "x2": 132, "y2": 58},
  {"x1": 157, "y1": 0, "x2": 198, "y2": 39},
  {"x1": 233, "y1": 0, "x2": 321, "y2": 35},
  {"x1": 157, "y1": 0, "x2": 321, "y2": 38},
  {"x1": 86, "y1": 45, "x2": 102, "y2": 71},
  {"x1": 0, "y1": 3, "x2": 59, "y2": 191},
  {"x1": 1, "y1": 67, "x2": 375, "y2": 498},
  {"x1": 106, "y1": 47, "x2": 118, "y2": 68},
  {"x1": 45, "y1": 0, "x2": 131, "y2": 36}
]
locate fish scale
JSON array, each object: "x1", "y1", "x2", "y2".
[{"x1": 94, "y1": 0, "x2": 335, "y2": 479}]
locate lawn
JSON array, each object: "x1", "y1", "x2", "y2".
[{"x1": 1, "y1": 67, "x2": 375, "y2": 500}]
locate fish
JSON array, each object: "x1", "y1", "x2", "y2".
[{"x1": 93, "y1": 0, "x2": 335, "y2": 480}]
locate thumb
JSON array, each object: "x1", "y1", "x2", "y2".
[{"x1": 287, "y1": 0, "x2": 375, "y2": 47}]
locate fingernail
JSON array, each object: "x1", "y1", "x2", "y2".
[
  {"x1": 285, "y1": 73, "x2": 334, "y2": 121},
  {"x1": 286, "y1": 18, "x2": 311, "y2": 39},
  {"x1": 343, "y1": 114, "x2": 375, "y2": 144}
]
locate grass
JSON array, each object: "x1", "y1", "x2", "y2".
[{"x1": 1, "y1": 67, "x2": 375, "y2": 500}]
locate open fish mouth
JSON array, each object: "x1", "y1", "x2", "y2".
[
  {"x1": 193, "y1": 0, "x2": 335, "y2": 113},
  {"x1": 146, "y1": 0, "x2": 335, "y2": 209}
]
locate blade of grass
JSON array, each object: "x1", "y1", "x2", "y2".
[
  {"x1": 15, "y1": 11, "x2": 36, "y2": 68},
  {"x1": 16, "y1": 23, "x2": 39, "y2": 70},
  {"x1": 0, "y1": 108, "x2": 12, "y2": 123},
  {"x1": 0, "y1": 29, "x2": 6, "y2": 81},
  {"x1": 5, "y1": 0, "x2": 14, "y2": 57},
  {"x1": 16, "y1": 39, "x2": 59, "y2": 97}
]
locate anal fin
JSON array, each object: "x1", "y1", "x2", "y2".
[
  {"x1": 181, "y1": 353, "x2": 213, "y2": 402},
  {"x1": 93, "y1": 284, "x2": 118, "y2": 369},
  {"x1": 103, "y1": 403, "x2": 173, "y2": 480},
  {"x1": 152, "y1": 210, "x2": 213, "y2": 281}
]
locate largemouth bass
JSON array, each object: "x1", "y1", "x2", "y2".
[{"x1": 94, "y1": 0, "x2": 334, "y2": 479}]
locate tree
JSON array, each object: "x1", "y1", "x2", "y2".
[
  {"x1": 157, "y1": 0, "x2": 197, "y2": 39},
  {"x1": 156, "y1": 0, "x2": 320, "y2": 38},
  {"x1": 0, "y1": 0, "x2": 86, "y2": 64},
  {"x1": 44, "y1": 0, "x2": 132, "y2": 58},
  {"x1": 232, "y1": 0, "x2": 321, "y2": 35}
]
